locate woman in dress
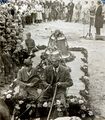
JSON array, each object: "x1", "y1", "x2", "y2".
[{"x1": 35, "y1": 2, "x2": 43, "y2": 23}]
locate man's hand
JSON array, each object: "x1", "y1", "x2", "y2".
[
  {"x1": 37, "y1": 89, "x2": 42, "y2": 95},
  {"x1": 56, "y1": 82, "x2": 63, "y2": 86},
  {"x1": 26, "y1": 83, "x2": 34, "y2": 87},
  {"x1": 46, "y1": 84, "x2": 52, "y2": 89}
]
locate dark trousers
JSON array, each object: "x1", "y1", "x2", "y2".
[
  {"x1": 96, "y1": 27, "x2": 100, "y2": 35},
  {"x1": 66, "y1": 11, "x2": 73, "y2": 22},
  {"x1": 25, "y1": 15, "x2": 32, "y2": 25},
  {"x1": 31, "y1": 13, "x2": 36, "y2": 23}
]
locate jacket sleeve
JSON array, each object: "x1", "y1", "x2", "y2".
[
  {"x1": 96, "y1": 6, "x2": 102, "y2": 16},
  {"x1": 25, "y1": 40, "x2": 28, "y2": 47},
  {"x1": 32, "y1": 39, "x2": 35, "y2": 48},
  {"x1": 17, "y1": 70, "x2": 27, "y2": 87},
  {"x1": 17, "y1": 70, "x2": 22, "y2": 81},
  {"x1": 61, "y1": 69, "x2": 73, "y2": 88},
  {"x1": 42, "y1": 67, "x2": 50, "y2": 87}
]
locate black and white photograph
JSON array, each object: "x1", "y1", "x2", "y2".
[{"x1": 0, "y1": 0, "x2": 105, "y2": 120}]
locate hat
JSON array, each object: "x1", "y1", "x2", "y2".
[
  {"x1": 50, "y1": 55, "x2": 61, "y2": 62},
  {"x1": 54, "y1": 29, "x2": 61, "y2": 35},
  {"x1": 24, "y1": 58, "x2": 33, "y2": 66},
  {"x1": 26, "y1": 32, "x2": 31, "y2": 36},
  {"x1": 40, "y1": 52, "x2": 48, "y2": 60},
  {"x1": 97, "y1": 0, "x2": 102, "y2": 4}
]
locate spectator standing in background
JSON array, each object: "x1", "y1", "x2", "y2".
[
  {"x1": 59, "y1": 0, "x2": 65, "y2": 20},
  {"x1": 47, "y1": 0, "x2": 52, "y2": 21},
  {"x1": 89, "y1": 1, "x2": 96, "y2": 26},
  {"x1": 51, "y1": 0, "x2": 59, "y2": 21},
  {"x1": 25, "y1": 5, "x2": 32, "y2": 25},
  {"x1": 82, "y1": 1, "x2": 89, "y2": 24},
  {"x1": 75, "y1": 1, "x2": 82, "y2": 22},
  {"x1": 35, "y1": 2, "x2": 43, "y2": 23},
  {"x1": 31, "y1": 1, "x2": 37, "y2": 24},
  {"x1": 95, "y1": 0, "x2": 104, "y2": 35},
  {"x1": 44, "y1": 4, "x2": 50, "y2": 22},
  {"x1": 66, "y1": 0, "x2": 74, "y2": 22}
]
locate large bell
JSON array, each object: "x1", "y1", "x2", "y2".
[{"x1": 46, "y1": 30, "x2": 75, "y2": 62}]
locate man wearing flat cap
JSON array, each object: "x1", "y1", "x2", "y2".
[
  {"x1": 42, "y1": 56, "x2": 73, "y2": 107},
  {"x1": 16, "y1": 58, "x2": 41, "y2": 99}
]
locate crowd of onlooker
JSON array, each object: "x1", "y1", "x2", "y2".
[
  {"x1": 1, "y1": 0, "x2": 104, "y2": 26},
  {"x1": 16, "y1": 0, "x2": 90, "y2": 24}
]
